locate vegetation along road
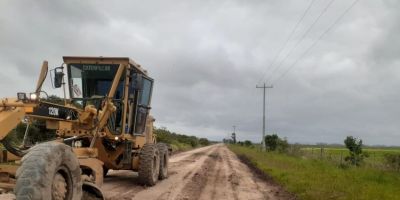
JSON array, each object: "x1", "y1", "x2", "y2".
[
  {"x1": 103, "y1": 144, "x2": 293, "y2": 200},
  {"x1": 229, "y1": 144, "x2": 400, "y2": 200}
]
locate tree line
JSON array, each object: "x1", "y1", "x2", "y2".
[{"x1": 155, "y1": 127, "x2": 210, "y2": 148}]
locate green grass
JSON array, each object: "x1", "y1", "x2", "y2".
[
  {"x1": 301, "y1": 147, "x2": 400, "y2": 167},
  {"x1": 169, "y1": 141, "x2": 193, "y2": 152},
  {"x1": 229, "y1": 145, "x2": 400, "y2": 200}
]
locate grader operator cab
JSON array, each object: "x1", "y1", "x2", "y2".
[{"x1": 0, "y1": 57, "x2": 169, "y2": 200}]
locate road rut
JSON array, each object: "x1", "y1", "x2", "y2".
[{"x1": 103, "y1": 144, "x2": 292, "y2": 200}]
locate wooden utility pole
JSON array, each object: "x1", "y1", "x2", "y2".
[
  {"x1": 256, "y1": 83, "x2": 273, "y2": 150},
  {"x1": 232, "y1": 125, "x2": 236, "y2": 144}
]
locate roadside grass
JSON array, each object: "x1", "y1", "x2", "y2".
[
  {"x1": 301, "y1": 147, "x2": 400, "y2": 167},
  {"x1": 169, "y1": 141, "x2": 193, "y2": 152},
  {"x1": 229, "y1": 145, "x2": 400, "y2": 200}
]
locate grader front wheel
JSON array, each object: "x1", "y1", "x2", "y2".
[
  {"x1": 14, "y1": 142, "x2": 82, "y2": 200},
  {"x1": 138, "y1": 144, "x2": 160, "y2": 186}
]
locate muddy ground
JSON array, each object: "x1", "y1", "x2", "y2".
[{"x1": 103, "y1": 144, "x2": 293, "y2": 200}]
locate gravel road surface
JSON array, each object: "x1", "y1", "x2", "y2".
[{"x1": 103, "y1": 144, "x2": 292, "y2": 200}]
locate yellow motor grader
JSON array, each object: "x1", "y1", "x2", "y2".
[{"x1": 0, "y1": 56, "x2": 169, "y2": 199}]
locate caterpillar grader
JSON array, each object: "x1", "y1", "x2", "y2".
[{"x1": 0, "y1": 56, "x2": 169, "y2": 199}]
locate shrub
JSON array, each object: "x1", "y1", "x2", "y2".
[
  {"x1": 199, "y1": 138, "x2": 210, "y2": 146},
  {"x1": 287, "y1": 143, "x2": 303, "y2": 156},
  {"x1": 244, "y1": 140, "x2": 253, "y2": 147},
  {"x1": 277, "y1": 138, "x2": 289, "y2": 153},
  {"x1": 265, "y1": 134, "x2": 288, "y2": 152},
  {"x1": 154, "y1": 127, "x2": 209, "y2": 151},
  {"x1": 6, "y1": 95, "x2": 62, "y2": 146},
  {"x1": 344, "y1": 136, "x2": 368, "y2": 166},
  {"x1": 384, "y1": 154, "x2": 400, "y2": 171},
  {"x1": 265, "y1": 134, "x2": 279, "y2": 151}
]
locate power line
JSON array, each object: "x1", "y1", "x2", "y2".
[
  {"x1": 257, "y1": 0, "x2": 317, "y2": 85},
  {"x1": 272, "y1": 0, "x2": 360, "y2": 84},
  {"x1": 263, "y1": 0, "x2": 336, "y2": 83}
]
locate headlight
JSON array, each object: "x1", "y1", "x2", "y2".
[
  {"x1": 74, "y1": 140, "x2": 82, "y2": 148},
  {"x1": 30, "y1": 93, "x2": 37, "y2": 101},
  {"x1": 17, "y1": 92, "x2": 27, "y2": 101}
]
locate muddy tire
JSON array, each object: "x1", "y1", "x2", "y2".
[
  {"x1": 103, "y1": 167, "x2": 109, "y2": 177},
  {"x1": 15, "y1": 142, "x2": 82, "y2": 200},
  {"x1": 138, "y1": 144, "x2": 160, "y2": 186},
  {"x1": 156, "y1": 143, "x2": 169, "y2": 180}
]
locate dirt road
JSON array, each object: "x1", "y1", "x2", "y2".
[{"x1": 103, "y1": 144, "x2": 292, "y2": 200}]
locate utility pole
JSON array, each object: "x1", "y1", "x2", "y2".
[
  {"x1": 232, "y1": 125, "x2": 236, "y2": 144},
  {"x1": 256, "y1": 83, "x2": 273, "y2": 150}
]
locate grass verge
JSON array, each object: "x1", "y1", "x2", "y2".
[{"x1": 228, "y1": 145, "x2": 400, "y2": 200}]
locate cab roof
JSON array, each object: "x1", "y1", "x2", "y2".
[{"x1": 63, "y1": 56, "x2": 148, "y2": 76}]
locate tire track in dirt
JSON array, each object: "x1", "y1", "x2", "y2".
[
  {"x1": 103, "y1": 145, "x2": 215, "y2": 200},
  {"x1": 223, "y1": 148, "x2": 240, "y2": 200},
  {"x1": 197, "y1": 146, "x2": 237, "y2": 200},
  {"x1": 224, "y1": 147, "x2": 275, "y2": 200},
  {"x1": 209, "y1": 154, "x2": 223, "y2": 200},
  {"x1": 103, "y1": 144, "x2": 294, "y2": 200},
  {"x1": 102, "y1": 170, "x2": 143, "y2": 200},
  {"x1": 176, "y1": 151, "x2": 219, "y2": 200},
  {"x1": 128, "y1": 145, "x2": 216, "y2": 200},
  {"x1": 0, "y1": 144, "x2": 293, "y2": 200}
]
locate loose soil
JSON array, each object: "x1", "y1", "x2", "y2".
[
  {"x1": 0, "y1": 144, "x2": 293, "y2": 200},
  {"x1": 103, "y1": 144, "x2": 293, "y2": 200}
]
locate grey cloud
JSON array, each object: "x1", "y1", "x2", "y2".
[{"x1": 0, "y1": 0, "x2": 399, "y2": 145}]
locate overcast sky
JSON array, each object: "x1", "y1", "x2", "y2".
[{"x1": 0, "y1": 0, "x2": 399, "y2": 145}]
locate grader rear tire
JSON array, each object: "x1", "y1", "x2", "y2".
[
  {"x1": 103, "y1": 167, "x2": 109, "y2": 177},
  {"x1": 138, "y1": 144, "x2": 160, "y2": 186},
  {"x1": 15, "y1": 142, "x2": 82, "y2": 200},
  {"x1": 156, "y1": 143, "x2": 169, "y2": 180}
]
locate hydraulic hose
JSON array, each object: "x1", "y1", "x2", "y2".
[{"x1": 1, "y1": 136, "x2": 27, "y2": 157}]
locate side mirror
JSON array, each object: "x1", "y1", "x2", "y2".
[
  {"x1": 54, "y1": 67, "x2": 64, "y2": 88},
  {"x1": 131, "y1": 73, "x2": 143, "y2": 91}
]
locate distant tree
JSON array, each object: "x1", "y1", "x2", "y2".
[
  {"x1": 265, "y1": 134, "x2": 279, "y2": 151},
  {"x1": 223, "y1": 138, "x2": 233, "y2": 144},
  {"x1": 154, "y1": 127, "x2": 205, "y2": 148},
  {"x1": 8, "y1": 95, "x2": 64, "y2": 146},
  {"x1": 199, "y1": 138, "x2": 210, "y2": 146},
  {"x1": 344, "y1": 136, "x2": 367, "y2": 166},
  {"x1": 265, "y1": 134, "x2": 289, "y2": 152},
  {"x1": 46, "y1": 95, "x2": 64, "y2": 105},
  {"x1": 155, "y1": 128, "x2": 174, "y2": 144},
  {"x1": 244, "y1": 140, "x2": 253, "y2": 147},
  {"x1": 277, "y1": 137, "x2": 289, "y2": 153}
]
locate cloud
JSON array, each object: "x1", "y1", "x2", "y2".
[{"x1": 0, "y1": 0, "x2": 399, "y2": 145}]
